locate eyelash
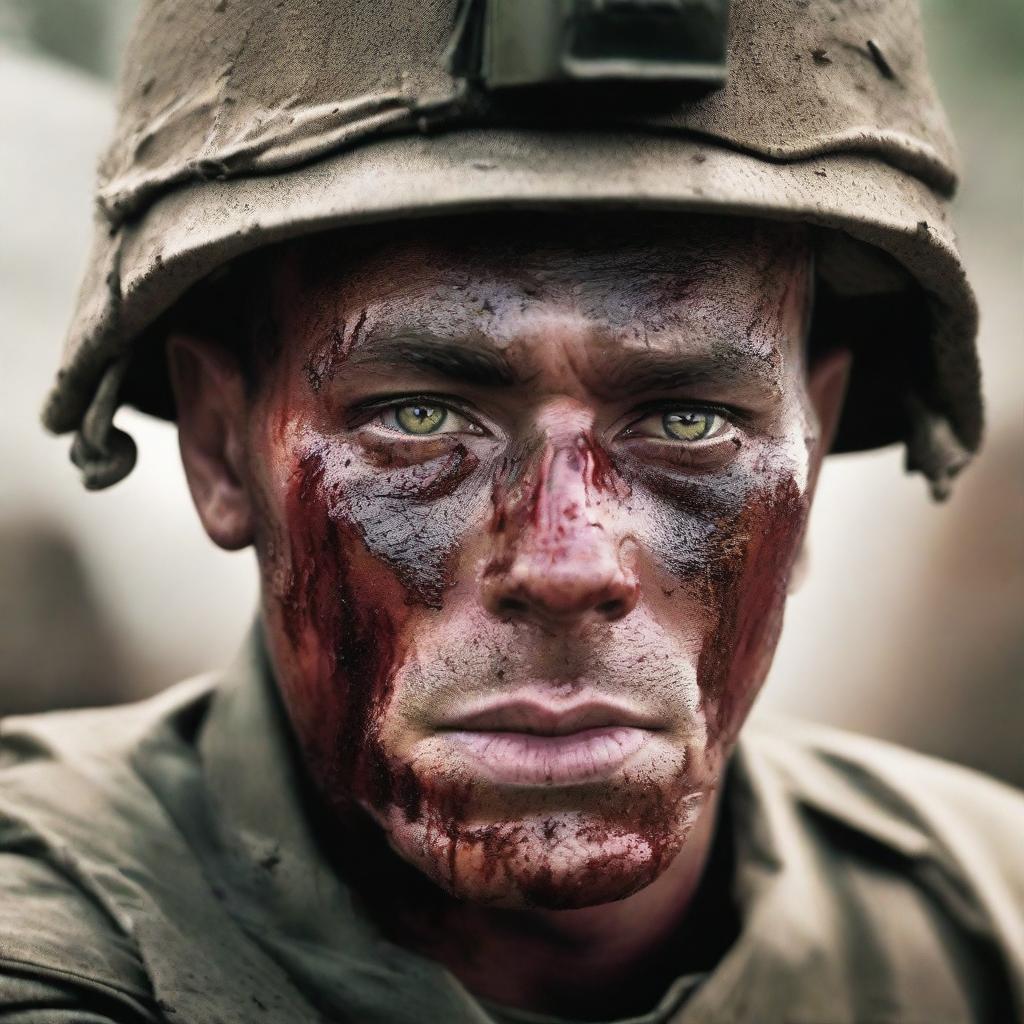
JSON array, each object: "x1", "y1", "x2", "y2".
[
  {"x1": 352, "y1": 396, "x2": 738, "y2": 444},
  {"x1": 621, "y1": 403, "x2": 735, "y2": 439},
  {"x1": 351, "y1": 395, "x2": 485, "y2": 433}
]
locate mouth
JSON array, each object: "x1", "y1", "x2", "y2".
[{"x1": 438, "y1": 698, "x2": 659, "y2": 785}]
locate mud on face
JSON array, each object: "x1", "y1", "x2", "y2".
[{"x1": 244, "y1": 215, "x2": 823, "y2": 908}]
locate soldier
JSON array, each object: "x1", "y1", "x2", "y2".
[{"x1": 2, "y1": 1, "x2": 1021, "y2": 1021}]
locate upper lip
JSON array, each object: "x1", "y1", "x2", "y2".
[{"x1": 439, "y1": 698, "x2": 660, "y2": 737}]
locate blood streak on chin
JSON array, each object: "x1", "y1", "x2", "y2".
[
  {"x1": 382, "y1": 763, "x2": 690, "y2": 907},
  {"x1": 696, "y1": 475, "x2": 807, "y2": 745}
]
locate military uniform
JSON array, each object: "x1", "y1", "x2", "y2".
[
  {"x1": 16, "y1": 1, "x2": 1017, "y2": 1021},
  {"x1": 2, "y1": 631, "x2": 1021, "y2": 1023}
]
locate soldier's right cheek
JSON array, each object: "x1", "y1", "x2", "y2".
[{"x1": 287, "y1": 440, "x2": 488, "y2": 608}]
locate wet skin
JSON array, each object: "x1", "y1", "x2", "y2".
[{"x1": 171, "y1": 216, "x2": 849, "y2": 1017}]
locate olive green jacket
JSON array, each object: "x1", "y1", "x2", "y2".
[{"x1": 1, "y1": 634, "x2": 1021, "y2": 1023}]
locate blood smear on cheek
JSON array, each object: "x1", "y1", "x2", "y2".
[
  {"x1": 695, "y1": 475, "x2": 808, "y2": 744},
  {"x1": 274, "y1": 447, "x2": 407, "y2": 810}
]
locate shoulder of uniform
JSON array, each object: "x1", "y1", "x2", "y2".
[
  {"x1": 0, "y1": 849, "x2": 163, "y2": 1017},
  {"x1": 742, "y1": 713, "x2": 1024, "y2": 890},
  {"x1": 0, "y1": 678, "x2": 218, "y2": 1016},
  {"x1": 0, "y1": 675, "x2": 216, "y2": 771},
  {"x1": 0, "y1": 674, "x2": 218, "y2": 874},
  {"x1": 745, "y1": 712, "x2": 1024, "y2": 815}
]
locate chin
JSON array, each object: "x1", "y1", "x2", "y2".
[{"x1": 379, "y1": 795, "x2": 703, "y2": 909}]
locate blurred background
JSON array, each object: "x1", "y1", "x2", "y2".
[{"x1": 1, "y1": 1, "x2": 1021, "y2": 782}]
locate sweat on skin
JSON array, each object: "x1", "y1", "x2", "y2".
[{"x1": 169, "y1": 215, "x2": 850, "y2": 1016}]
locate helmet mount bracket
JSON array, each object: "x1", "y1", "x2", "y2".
[{"x1": 449, "y1": 0, "x2": 730, "y2": 95}]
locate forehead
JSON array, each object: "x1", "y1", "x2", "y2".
[{"x1": 272, "y1": 214, "x2": 811, "y2": 367}]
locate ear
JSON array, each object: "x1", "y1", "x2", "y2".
[
  {"x1": 167, "y1": 334, "x2": 254, "y2": 550},
  {"x1": 804, "y1": 347, "x2": 853, "y2": 499}
]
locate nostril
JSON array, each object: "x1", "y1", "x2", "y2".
[
  {"x1": 497, "y1": 596, "x2": 529, "y2": 617},
  {"x1": 596, "y1": 599, "x2": 625, "y2": 618}
]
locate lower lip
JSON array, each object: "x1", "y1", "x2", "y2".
[{"x1": 445, "y1": 726, "x2": 649, "y2": 785}]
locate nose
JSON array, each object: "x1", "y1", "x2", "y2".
[{"x1": 482, "y1": 438, "x2": 639, "y2": 629}]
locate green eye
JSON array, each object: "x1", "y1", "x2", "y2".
[
  {"x1": 395, "y1": 403, "x2": 448, "y2": 434},
  {"x1": 662, "y1": 410, "x2": 722, "y2": 442}
]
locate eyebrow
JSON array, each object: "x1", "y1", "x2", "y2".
[
  {"x1": 348, "y1": 333, "x2": 518, "y2": 388},
  {"x1": 587, "y1": 344, "x2": 778, "y2": 400},
  {"x1": 348, "y1": 331, "x2": 775, "y2": 398}
]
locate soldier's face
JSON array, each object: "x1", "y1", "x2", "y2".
[{"x1": 176, "y1": 217, "x2": 848, "y2": 908}]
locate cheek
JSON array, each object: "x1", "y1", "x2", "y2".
[
  {"x1": 338, "y1": 442, "x2": 485, "y2": 608},
  {"x1": 253, "y1": 431, "x2": 488, "y2": 812},
  {"x1": 632, "y1": 459, "x2": 808, "y2": 745},
  {"x1": 257, "y1": 445, "x2": 407, "y2": 809},
  {"x1": 696, "y1": 474, "x2": 807, "y2": 742}
]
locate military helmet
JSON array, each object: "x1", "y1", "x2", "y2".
[{"x1": 44, "y1": 0, "x2": 982, "y2": 497}]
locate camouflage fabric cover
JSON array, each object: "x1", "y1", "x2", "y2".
[{"x1": 42, "y1": 0, "x2": 982, "y2": 496}]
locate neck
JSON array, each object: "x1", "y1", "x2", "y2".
[{"x1": 333, "y1": 788, "x2": 732, "y2": 1020}]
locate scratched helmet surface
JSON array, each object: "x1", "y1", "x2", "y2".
[{"x1": 45, "y1": 0, "x2": 981, "y2": 496}]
